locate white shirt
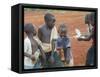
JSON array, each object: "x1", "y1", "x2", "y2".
[{"x1": 24, "y1": 37, "x2": 34, "y2": 67}]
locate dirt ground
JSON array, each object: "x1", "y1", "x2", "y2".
[{"x1": 24, "y1": 10, "x2": 92, "y2": 66}]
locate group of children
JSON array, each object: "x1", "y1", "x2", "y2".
[{"x1": 24, "y1": 12, "x2": 95, "y2": 69}]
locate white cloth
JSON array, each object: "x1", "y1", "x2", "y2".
[
  {"x1": 50, "y1": 26, "x2": 58, "y2": 42},
  {"x1": 33, "y1": 36, "x2": 51, "y2": 52},
  {"x1": 50, "y1": 26, "x2": 58, "y2": 51},
  {"x1": 34, "y1": 26, "x2": 58, "y2": 53},
  {"x1": 24, "y1": 37, "x2": 34, "y2": 67}
]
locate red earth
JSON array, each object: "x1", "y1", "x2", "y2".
[{"x1": 24, "y1": 10, "x2": 92, "y2": 66}]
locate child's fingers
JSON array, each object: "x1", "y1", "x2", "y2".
[{"x1": 69, "y1": 35, "x2": 78, "y2": 39}]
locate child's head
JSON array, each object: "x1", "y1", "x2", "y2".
[
  {"x1": 24, "y1": 23, "x2": 36, "y2": 36},
  {"x1": 58, "y1": 23, "x2": 67, "y2": 37},
  {"x1": 85, "y1": 12, "x2": 95, "y2": 26},
  {"x1": 44, "y1": 13, "x2": 56, "y2": 29}
]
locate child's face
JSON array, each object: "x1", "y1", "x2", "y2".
[
  {"x1": 26, "y1": 27, "x2": 37, "y2": 36},
  {"x1": 46, "y1": 17, "x2": 56, "y2": 29},
  {"x1": 60, "y1": 31, "x2": 67, "y2": 37}
]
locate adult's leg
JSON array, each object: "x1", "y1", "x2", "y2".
[{"x1": 86, "y1": 45, "x2": 94, "y2": 66}]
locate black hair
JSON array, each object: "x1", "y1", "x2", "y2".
[
  {"x1": 58, "y1": 23, "x2": 67, "y2": 33},
  {"x1": 44, "y1": 13, "x2": 55, "y2": 21},
  {"x1": 24, "y1": 23, "x2": 35, "y2": 34}
]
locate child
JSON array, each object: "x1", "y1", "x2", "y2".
[
  {"x1": 38, "y1": 13, "x2": 63, "y2": 68},
  {"x1": 56, "y1": 23, "x2": 74, "y2": 66},
  {"x1": 24, "y1": 23, "x2": 46, "y2": 69}
]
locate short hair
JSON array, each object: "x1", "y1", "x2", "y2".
[
  {"x1": 24, "y1": 23, "x2": 35, "y2": 34},
  {"x1": 58, "y1": 23, "x2": 67, "y2": 33},
  {"x1": 44, "y1": 13, "x2": 55, "y2": 21}
]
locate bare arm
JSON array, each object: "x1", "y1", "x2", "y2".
[
  {"x1": 77, "y1": 28, "x2": 93, "y2": 41},
  {"x1": 38, "y1": 44, "x2": 46, "y2": 63},
  {"x1": 24, "y1": 52, "x2": 31, "y2": 59},
  {"x1": 78, "y1": 34, "x2": 91, "y2": 41},
  {"x1": 24, "y1": 52, "x2": 35, "y2": 61},
  {"x1": 38, "y1": 28, "x2": 42, "y2": 41}
]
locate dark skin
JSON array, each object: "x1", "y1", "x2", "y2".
[
  {"x1": 38, "y1": 14, "x2": 56, "y2": 64},
  {"x1": 38, "y1": 15, "x2": 56, "y2": 43},
  {"x1": 45, "y1": 16, "x2": 55, "y2": 29},
  {"x1": 76, "y1": 13, "x2": 95, "y2": 66},
  {"x1": 38, "y1": 15, "x2": 56, "y2": 42},
  {"x1": 59, "y1": 31, "x2": 71, "y2": 64},
  {"x1": 77, "y1": 13, "x2": 94, "y2": 41},
  {"x1": 24, "y1": 27, "x2": 46, "y2": 64},
  {"x1": 47, "y1": 16, "x2": 56, "y2": 64},
  {"x1": 77, "y1": 29, "x2": 93, "y2": 41},
  {"x1": 24, "y1": 52, "x2": 35, "y2": 61},
  {"x1": 59, "y1": 31, "x2": 67, "y2": 38}
]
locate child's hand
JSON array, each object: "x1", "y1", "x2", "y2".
[
  {"x1": 72, "y1": 35, "x2": 78, "y2": 39},
  {"x1": 31, "y1": 55, "x2": 35, "y2": 61}
]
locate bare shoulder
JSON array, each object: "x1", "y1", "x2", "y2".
[{"x1": 38, "y1": 24, "x2": 45, "y2": 30}]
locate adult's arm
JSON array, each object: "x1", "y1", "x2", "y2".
[
  {"x1": 77, "y1": 29, "x2": 93, "y2": 41},
  {"x1": 77, "y1": 34, "x2": 91, "y2": 41}
]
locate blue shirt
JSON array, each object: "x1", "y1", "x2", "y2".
[
  {"x1": 56, "y1": 36, "x2": 72, "y2": 63},
  {"x1": 56, "y1": 36, "x2": 71, "y2": 49}
]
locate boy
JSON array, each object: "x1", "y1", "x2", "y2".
[
  {"x1": 38, "y1": 13, "x2": 63, "y2": 68},
  {"x1": 24, "y1": 23, "x2": 46, "y2": 69},
  {"x1": 56, "y1": 23, "x2": 74, "y2": 66}
]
